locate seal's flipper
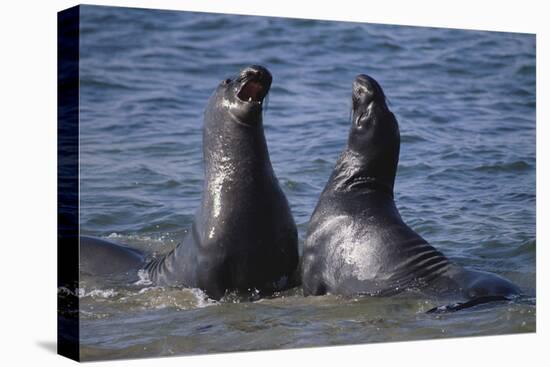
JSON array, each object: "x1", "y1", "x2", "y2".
[{"x1": 426, "y1": 295, "x2": 510, "y2": 314}]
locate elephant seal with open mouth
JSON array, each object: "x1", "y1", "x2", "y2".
[{"x1": 81, "y1": 65, "x2": 299, "y2": 300}]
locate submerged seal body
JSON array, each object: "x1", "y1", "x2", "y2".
[
  {"x1": 80, "y1": 235, "x2": 145, "y2": 284},
  {"x1": 301, "y1": 74, "x2": 520, "y2": 304},
  {"x1": 81, "y1": 65, "x2": 299, "y2": 299}
]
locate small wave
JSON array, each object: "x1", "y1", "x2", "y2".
[
  {"x1": 472, "y1": 160, "x2": 532, "y2": 173},
  {"x1": 283, "y1": 179, "x2": 315, "y2": 193},
  {"x1": 376, "y1": 41, "x2": 403, "y2": 51},
  {"x1": 80, "y1": 77, "x2": 136, "y2": 91},
  {"x1": 400, "y1": 134, "x2": 428, "y2": 144},
  {"x1": 516, "y1": 64, "x2": 535, "y2": 76},
  {"x1": 512, "y1": 239, "x2": 536, "y2": 256},
  {"x1": 106, "y1": 232, "x2": 173, "y2": 244},
  {"x1": 503, "y1": 192, "x2": 536, "y2": 202},
  {"x1": 397, "y1": 162, "x2": 433, "y2": 173}
]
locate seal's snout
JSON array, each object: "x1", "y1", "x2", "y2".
[
  {"x1": 237, "y1": 65, "x2": 272, "y2": 104},
  {"x1": 242, "y1": 65, "x2": 272, "y2": 82},
  {"x1": 351, "y1": 74, "x2": 391, "y2": 129},
  {"x1": 353, "y1": 74, "x2": 376, "y2": 101},
  {"x1": 355, "y1": 74, "x2": 372, "y2": 86},
  {"x1": 352, "y1": 74, "x2": 389, "y2": 116}
]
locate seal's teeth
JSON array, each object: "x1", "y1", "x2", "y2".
[{"x1": 248, "y1": 97, "x2": 252, "y2": 102}]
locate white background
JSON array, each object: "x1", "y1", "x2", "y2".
[{"x1": 0, "y1": 0, "x2": 546, "y2": 366}]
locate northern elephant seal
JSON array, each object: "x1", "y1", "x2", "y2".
[
  {"x1": 301, "y1": 74, "x2": 520, "y2": 310},
  {"x1": 81, "y1": 65, "x2": 299, "y2": 300}
]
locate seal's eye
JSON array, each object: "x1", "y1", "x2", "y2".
[{"x1": 222, "y1": 78, "x2": 231, "y2": 85}]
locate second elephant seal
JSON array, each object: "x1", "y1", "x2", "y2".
[{"x1": 301, "y1": 74, "x2": 520, "y2": 309}]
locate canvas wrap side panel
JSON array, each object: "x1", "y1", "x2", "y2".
[{"x1": 58, "y1": 5, "x2": 80, "y2": 362}]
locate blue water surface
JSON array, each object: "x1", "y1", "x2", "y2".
[{"x1": 76, "y1": 5, "x2": 535, "y2": 360}]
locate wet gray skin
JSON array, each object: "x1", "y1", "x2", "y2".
[
  {"x1": 301, "y1": 74, "x2": 520, "y2": 306},
  {"x1": 80, "y1": 65, "x2": 299, "y2": 300}
]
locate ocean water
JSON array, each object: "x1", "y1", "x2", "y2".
[{"x1": 74, "y1": 5, "x2": 535, "y2": 361}]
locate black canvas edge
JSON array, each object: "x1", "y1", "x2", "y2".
[{"x1": 57, "y1": 5, "x2": 80, "y2": 362}]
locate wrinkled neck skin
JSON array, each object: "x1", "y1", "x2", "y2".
[
  {"x1": 326, "y1": 143, "x2": 398, "y2": 199},
  {"x1": 326, "y1": 100, "x2": 400, "y2": 199}
]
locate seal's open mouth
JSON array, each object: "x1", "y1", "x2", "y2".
[
  {"x1": 235, "y1": 65, "x2": 272, "y2": 105},
  {"x1": 237, "y1": 79, "x2": 267, "y2": 104}
]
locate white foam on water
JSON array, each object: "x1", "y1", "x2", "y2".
[
  {"x1": 77, "y1": 287, "x2": 118, "y2": 299},
  {"x1": 134, "y1": 269, "x2": 153, "y2": 286},
  {"x1": 137, "y1": 286, "x2": 161, "y2": 294},
  {"x1": 189, "y1": 288, "x2": 218, "y2": 308}
]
